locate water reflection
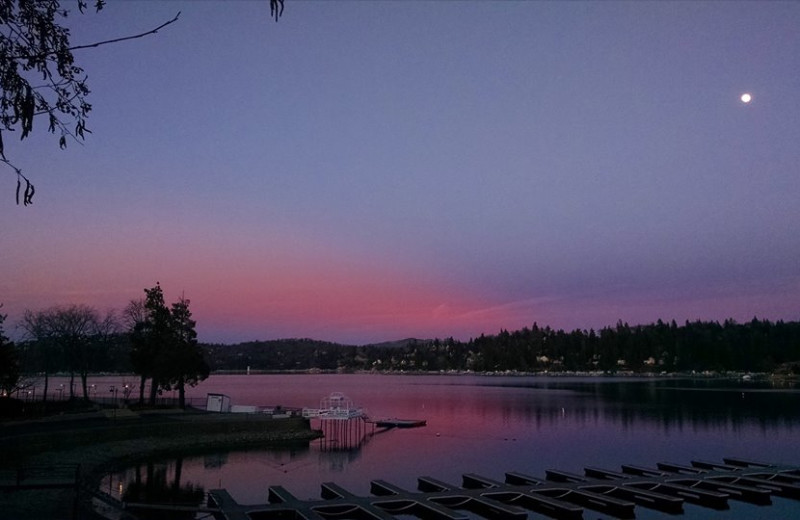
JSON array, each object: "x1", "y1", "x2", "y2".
[
  {"x1": 97, "y1": 375, "x2": 800, "y2": 512},
  {"x1": 316, "y1": 418, "x2": 372, "y2": 452},
  {"x1": 460, "y1": 377, "x2": 800, "y2": 432},
  {"x1": 114, "y1": 458, "x2": 204, "y2": 520},
  {"x1": 203, "y1": 452, "x2": 228, "y2": 469},
  {"x1": 312, "y1": 419, "x2": 372, "y2": 474}
]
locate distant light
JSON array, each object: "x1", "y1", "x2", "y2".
[{"x1": 741, "y1": 93, "x2": 752, "y2": 103}]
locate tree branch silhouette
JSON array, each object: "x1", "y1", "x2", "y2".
[
  {"x1": 62, "y1": 12, "x2": 180, "y2": 54},
  {"x1": 1, "y1": 2, "x2": 181, "y2": 205},
  {"x1": 2, "y1": 0, "x2": 284, "y2": 205}
]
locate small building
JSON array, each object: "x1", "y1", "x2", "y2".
[{"x1": 206, "y1": 393, "x2": 231, "y2": 413}]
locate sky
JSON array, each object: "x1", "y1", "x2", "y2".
[{"x1": 1, "y1": 1, "x2": 799, "y2": 345}]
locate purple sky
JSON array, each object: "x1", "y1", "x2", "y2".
[{"x1": 2, "y1": 1, "x2": 799, "y2": 345}]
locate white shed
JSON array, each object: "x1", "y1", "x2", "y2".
[{"x1": 206, "y1": 393, "x2": 231, "y2": 413}]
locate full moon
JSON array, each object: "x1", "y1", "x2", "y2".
[{"x1": 741, "y1": 93, "x2": 752, "y2": 103}]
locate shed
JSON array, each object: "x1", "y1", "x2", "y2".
[{"x1": 206, "y1": 393, "x2": 231, "y2": 413}]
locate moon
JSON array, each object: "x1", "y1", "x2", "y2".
[{"x1": 741, "y1": 93, "x2": 752, "y2": 103}]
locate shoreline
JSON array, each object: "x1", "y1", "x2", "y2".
[
  {"x1": 0, "y1": 410, "x2": 322, "y2": 519},
  {"x1": 35, "y1": 368, "x2": 789, "y2": 378},
  {"x1": 1, "y1": 409, "x2": 322, "y2": 469}
]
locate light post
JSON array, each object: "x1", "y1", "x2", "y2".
[
  {"x1": 109, "y1": 385, "x2": 118, "y2": 407},
  {"x1": 57, "y1": 384, "x2": 64, "y2": 401}
]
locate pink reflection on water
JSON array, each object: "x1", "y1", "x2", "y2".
[{"x1": 88, "y1": 374, "x2": 800, "y2": 513}]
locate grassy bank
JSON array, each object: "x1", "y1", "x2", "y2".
[{"x1": 0, "y1": 408, "x2": 322, "y2": 519}]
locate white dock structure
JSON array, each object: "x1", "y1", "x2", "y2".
[
  {"x1": 302, "y1": 392, "x2": 425, "y2": 450},
  {"x1": 302, "y1": 392, "x2": 370, "y2": 451},
  {"x1": 302, "y1": 392, "x2": 366, "y2": 420}
]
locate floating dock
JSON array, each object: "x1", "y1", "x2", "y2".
[
  {"x1": 301, "y1": 392, "x2": 426, "y2": 448},
  {"x1": 371, "y1": 418, "x2": 427, "y2": 429},
  {"x1": 197, "y1": 457, "x2": 800, "y2": 520}
]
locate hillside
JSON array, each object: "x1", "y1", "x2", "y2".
[{"x1": 201, "y1": 318, "x2": 800, "y2": 375}]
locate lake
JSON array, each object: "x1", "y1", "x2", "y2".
[{"x1": 91, "y1": 373, "x2": 800, "y2": 519}]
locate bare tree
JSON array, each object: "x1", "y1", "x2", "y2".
[
  {"x1": 0, "y1": 305, "x2": 21, "y2": 397},
  {"x1": 19, "y1": 308, "x2": 57, "y2": 401},
  {"x1": 19, "y1": 303, "x2": 116, "y2": 400},
  {"x1": 80, "y1": 307, "x2": 119, "y2": 399},
  {"x1": 122, "y1": 298, "x2": 146, "y2": 330},
  {"x1": 48, "y1": 304, "x2": 98, "y2": 399},
  {"x1": 123, "y1": 297, "x2": 149, "y2": 403}
]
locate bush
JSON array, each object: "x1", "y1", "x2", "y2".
[{"x1": 0, "y1": 397, "x2": 24, "y2": 418}]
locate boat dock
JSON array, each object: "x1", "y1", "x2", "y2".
[
  {"x1": 302, "y1": 392, "x2": 426, "y2": 429},
  {"x1": 300, "y1": 392, "x2": 426, "y2": 451},
  {"x1": 371, "y1": 418, "x2": 427, "y2": 429},
  {"x1": 302, "y1": 392, "x2": 367, "y2": 420},
  {"x1": 200, "y1": 457, "x2": 799, "y2": 520}
]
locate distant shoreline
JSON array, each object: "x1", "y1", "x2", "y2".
[
  {"x1": 21, "y1": 368, "x2": 796, "y2": 380},
  {"x1": 205, "y1": 369, "x2": 789, "y2": 379}
]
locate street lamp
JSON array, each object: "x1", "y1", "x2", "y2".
[{"x1": 109, "y1": 385, "x2": 118, "y2": 407}]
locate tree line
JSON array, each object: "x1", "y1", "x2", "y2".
[
  {"x1": 203, "y1": 318, "x2": 800, "y2": 375},
  {"x1": 460, "y1": 319, "x2": 800, "y2": 374},
  {"x1": 3, "y1": 311, "x2": 799, "y2": 400},
  {"x1": 0, "y1": 283, "x2": 209, "y2": 408}
]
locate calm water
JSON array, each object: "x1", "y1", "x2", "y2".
[{"x1": 91, "y1": 374, "x2": 800, "y2": 519}]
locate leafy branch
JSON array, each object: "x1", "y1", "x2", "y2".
[
  {"x1": 0, "y1": 158, "x2": 34, "y2": 205},
  {"x1": 0, "y1": 1, "x2": 181, "y2": 205},
  {"x1": 2, "y1": 0, "x2": 285, "y2": 206}
]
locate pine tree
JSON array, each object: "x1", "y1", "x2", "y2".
[
  {"x1": 130, "y1": 283, "x2": 172, "y2": 406},
  {"x1": 0, "y1": 307, "x2": 21, "y2": 397},
  {"x1": 161, "y1": 296, "x2": 209, "y2": 408}
]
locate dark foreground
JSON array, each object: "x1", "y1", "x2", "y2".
[{"x1": 0, "y1": 407, "x2": 321, "y2": 519}]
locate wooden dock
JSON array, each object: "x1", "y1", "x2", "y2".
[
  {"x1": 371, "y1": 418, "x2": 427, "y2": 429},
  {"x1": 196, "y1": 457, "x2": 800, "y2": 520}
]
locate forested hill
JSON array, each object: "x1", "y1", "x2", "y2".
[
  {"x1": 202, "y1": 318, "x2": 800, "y2": 374},
  {"x1": 203, "y1": 338, "x2": 352, "y2": 372},
  {"x1": 14, "y1": 318, "x2": 800, "y2": 375}
]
